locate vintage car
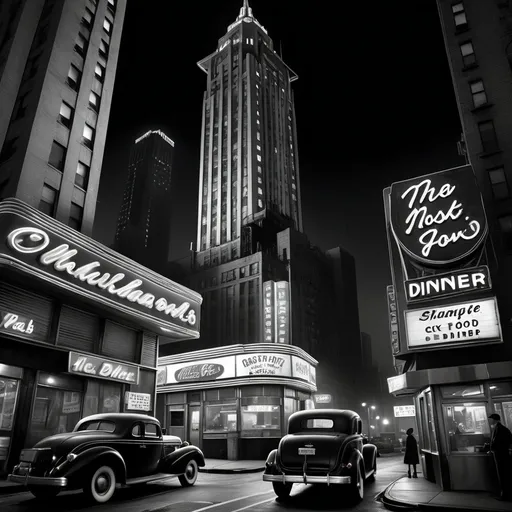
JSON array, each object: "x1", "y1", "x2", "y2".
[
  {"x1": 9, "y1": 413, "x2": 205, "y2": 504},
  {"x1": 263, "y1": 409, "x2": 377, "y2": 501}
]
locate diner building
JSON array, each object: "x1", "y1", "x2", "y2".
[
  {"x1": 0, "y1": 199, "x2": 202, "y2": 476},
  {"x1": 156, "y1": 343, "x2": 317, "y2": 460}
]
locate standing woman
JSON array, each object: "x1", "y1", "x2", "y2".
[{"x1": 404, "y1": 428, "x2": 419, "y2": 478}]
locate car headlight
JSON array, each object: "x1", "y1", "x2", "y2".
[{"x1": 67, "y1": 453, "x2": 77, "y2": 462}]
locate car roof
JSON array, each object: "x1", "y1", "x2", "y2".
[
  {"x1": 289, "y1": 409, "x2": 360, "y2": 421},
  {"x1": 76, "y1": 413, "x2": 160, "y2": 427}
]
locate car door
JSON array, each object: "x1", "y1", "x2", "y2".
[
  {"x1": 117, "y1": 422, "x2": 146, "y2": 478},
  {"x1": 142, "y1": 422, "x2": 164, "y2": 475}
]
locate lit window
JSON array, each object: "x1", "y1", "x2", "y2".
[
  {"x1": 67, "y1": 64, "x2": 81, "y2": 90},
  {"x1": 59, "y1": 102, "x2": 73, "y2": 128},
  {"x1": 89, "y1": 91, "x2": 100, "y2": 110},
  {"x1": 257, "y1": 155, "x2": 261, "y2": 162},
  {"x1": 83, "y1": 123, "x2": 95, "y2": 148},
  {"x1": 470, "y1": 80, "x2": 487, "y2": 108},
  {"x1": 48, "y1": 141, "x2": 66, "y2": 170},
  {"x1": 257, "y1": 187, "x2": 263, "y2": 195},
  {"x1": 478, "y1": 120, "x2": 499, "y2": 154},
  {"x1": 103, "y1": 18, "x2": 112, "y2": 34},
  {"x1": 256, "y1": 145, "x2": 261, "y2": 151},
  {"x1": 39, "y1": 184, "x2": 58, "y2": 216},
  {"x1": 489, "y1": 167, "x2": 509, "y2": 200},
  {"x1": 452, "y1": 2, "x2": 468, "y2": 29},
  {"x1": 76, "y1": 161, "x2": 90, "y2": 189},
  {"x1": 460, "y1": 41, "x2": 476, "y2": 67},
  {"x1": 95, "y1": 63, "x2": 105, "y2": 81},
  {"x1": 257, "y1": 132, "x2": 260, "y2": 141},
  {"x1": 99, "y1": 39, "x2": 109, "y2": 56},
  {"x1": 258, "y1": 199, "x2": 263, "y2": 208},
  {"x1": 82, "y1": 7, "x2": 94, "y2": 27}
]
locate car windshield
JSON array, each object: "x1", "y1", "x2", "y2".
[{"x1": 76, "y1": 420, "x2": 116, "y2": 433}]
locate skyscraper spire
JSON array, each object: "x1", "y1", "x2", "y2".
[{"x1": 238, "y1": 0, "x2": 253, "y2": 20}]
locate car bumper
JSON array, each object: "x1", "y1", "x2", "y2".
[
  {"x1": 8, "y1": 474, "x2": 68, "y2": 487},
  {"x1": 263, "y1": 473, "x2": 351, "y2": 485}
]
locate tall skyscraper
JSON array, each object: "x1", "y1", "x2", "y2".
[
  {"x1": 114, "y1": 129, "x2": 175, "y2": 273},
  {"x1": 195, "y1": 0, "x2": 302, "y2": 265},
  {"x1": 0, "y1": 0, "x2": 126, "y2": 236}
]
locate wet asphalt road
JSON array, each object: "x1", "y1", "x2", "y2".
[{"x1": 0, "y1": 453, "x2": 406, "y2": 512}]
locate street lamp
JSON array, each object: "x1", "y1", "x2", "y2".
[
  {"x1": 376, "y1": 415, "x2": 380, "y2": 420},
  {"x1": 383, "y1": 418, "x2": 390, "y2": 426}
]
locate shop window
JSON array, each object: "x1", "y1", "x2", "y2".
[
  {"x1": 0, "y1": 378, "x2": 19, "y2": 430},
  {"x1": 426, "y1": 391, "x2": 438, "y2": 452},
  {"x1": 419, "y1": 396, "x2": 430, "y2": 451},
  {"x1": 443, "y1": 403, "x2": 490, "y2": 453},
  {"x1": 190, "y1": 409, "x2": 200, "y2": 432},
  {"x1": 27, "y1": 373, "x2": 84, "y2": 448},
  {"x1": 241, "y1": 404, "x2": 280, "y2": 432},
  {"x1": 441, "y1": 384, "x2": 484, "y2": 398},
  {"x1": 490, "y1": 381, "x2": 512, "y2": 398},
  {"x1": 83, "y1": 380, "x2": 122, "y2": 417},
  {"x1": 204, "y1": 403, "x2": 237, "y2": 432}
]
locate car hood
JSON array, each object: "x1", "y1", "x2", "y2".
[
  {"x1": 34, "y1": 431, "x2": 118, "y2": 457},
  {"x1": 279, "y1": 434, "x2": 347, "y2": 471}
]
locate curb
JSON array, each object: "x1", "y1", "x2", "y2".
[
  {"x1": 379, "y1": 477, "x2": 419, "y2": 512},
  {"x1": 418, "y1": 504, "x2": 512, "y2": 512},
  {"x1": 199, "y1": 467, "x2": 265, "y2": 475}
]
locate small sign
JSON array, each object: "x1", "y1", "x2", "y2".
[
  {"x1": 68, "y1": 352, "x2": 140, "y2": 384},
  {"x1": 0, "y1": 311, "x2": 35, "y2": 337},
  {"x1": 388, "y1": 374, "x2": 407, "y2": 394},
  {"x1": 275, "y1": 281, "x2": 290, "y2": 344},
  {"x1": 263, "y1": 281, "x2": 275, "y2": 343},
  {"x1": 125, "y1": 392, "x2": 151, "y2": 411},
  {"x1": 314, "y1": 394, "x2": 332, "y2": 404},
  {"x1": 405, "y1": 266, "x2": 491, "y2": 303},
  {"x1": 405, "y1": 297, "x2": 502, "y2": 350},
  {"x1": 387, "y1": 285, "x2": 400, "y2": 355},
  {"x1": 394, "y1": 405, "x2": 416, "y2": 417}
]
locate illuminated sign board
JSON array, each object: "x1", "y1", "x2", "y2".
[
  {"x1": 394, "y1": 405, "x2": 416, "y2": 417},
  {"x1": 291, "y1": 355, "x2": 316, "y2": 386},
  {"x1": 405, "y1": 297, "x2": 502, "y2": 350},
  {"x1": 236, "y1": 353, "x2": 291, "y2": 377},
  {"x1": 0, "y1": 311, "x2": 36, "y2": 337},
  {"x1": 263, "y1": 281, "x2": 275, "y2": 343},
  {"x1": 68, "y1": 352, "x2": 140, "y2": 384},
  {"x1": 262, "y1": 280, "x2": 290, "y2": 344},
  {"x1": 405, "y1": 266, "x2": 491, "y2": 303},
  {"x1": 388, "y1": 374, "x2": 407, "y2": 394},
  {"x1": 314, "y1": 394, "x2": 332, "y2": 404},
  {"x1": 390, "y1": 165, "x2": 487, "y2": 266},
  {"x1": 0, "y1": 199, "x2": 201, "y2": 338},
  {"x1": 159, "y1": 356, "x2": 235, "y2": 385},
  {"x1": 387, "y1": 285, "x2": 400, "y2": 355}
]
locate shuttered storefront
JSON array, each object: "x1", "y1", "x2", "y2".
[
  {"x1": 56, "y1": 306, "x2": 100, "y2": 352},
  {"x1": 102, "y1": 320, "x2": 138, "y2": 363},
  {"x1": 141, "y1": 332, "x2": 157, "y2": 367}
]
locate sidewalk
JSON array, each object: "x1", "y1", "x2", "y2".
[
  {"x1": 0, "y1": 478, "x2": 22, "y2": 496},
  {"x1": 199, "y1": 458, "x2": 265, "y2": 474},
  {"x1": 382, "y1": 476, "x2": 512, "y2": 512}
]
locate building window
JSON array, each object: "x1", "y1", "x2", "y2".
[
  {"x1": 69, "y1": 202, "x2": 83, "y2": 231},
  {"x1": 107, "y1": 0, "x2": 116, "y2": 14},
  {"x1": 95, "y1": 63, "x2": 105, "y2": 82},
  {"x1": 48, "y1": 141, "x2": 66, "y2": 170},
  {"x1": 204, "y1": 403, "x2": 237, "y2": 433},
  {"x1": 99, "y1": 39, "x2": 109, "y2": 57},
  {"x1": 460, "y1": 41, "x2": 476, "y2": 68},
  {"x1": 39, "y1": 184, "x2": 58, "y2": 215},
  {"x1": 76, "y1": 161, "x2": 90, "y2": 189},
  {"x1": 103, "y1": 18, "x2": 112, "y2": 35},
  {"x1": 89, "y1": 91, "x2": 100, "y2": 111},
  {"x1": 489, "y1": 167, "x2": 510, "y2": 200},
  {"x1": 443, "y1": 403, "x2": 490, "y2": 453},
  {"x1": 478, "y1": 120, "x2": 499, "y2": 154},
  {"x1": 82, "y1": 7, "x2": 94, "y2": 28},
  {"x1": 470, "y1": 80, "x2": 487, "y2": 108},
  {"x1": 83, "y1": 123, "x2": 95, "y2": 148},
  {"x1": 241, "y1": 404, "x2": 281, "y2": 433},
  {"x1": 58, "y1": 101, "x2": 73, "y2": 128},
  {"x1": 67, "y1": 64, "x2": 81, "y2": 90},
  {"x1": 74, "y1": 33, "x2": 88, "y2": 56},
  {"x1": 452, "y1": 2, "x2": 468, "y2": 30}
]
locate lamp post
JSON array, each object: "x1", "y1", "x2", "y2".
[{"x1": 361, "y1": 402, "x2": 376, "y2": 437}]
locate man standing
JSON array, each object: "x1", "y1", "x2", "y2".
[{"x1": 488, "y1": 413, "x2": 512, "y2": 500}]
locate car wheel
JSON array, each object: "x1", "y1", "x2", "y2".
[
  {"x1": 84, "y1": 464, "x2": 116, "y2": 504},
  {"x1": 29, "y1": 487, "x2": 61, "y2": 499},
  {"x1": 272, "y1": 481, "x2": 293, "y2": 499},
  {"x1": 178, "y1": 459, "x2": 198, "y2": 487},
  {"x1": 348, "y1": 463, "x2": 364, "y2": 501}
]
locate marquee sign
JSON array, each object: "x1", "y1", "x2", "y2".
[
  {"x1": 0, "y1": 199, "x2": 201, "y2": 337},
  {"x1": 390, "y1": 165, "x2": 487, "y2": 266},
  {"x1": 405, "y1": 297, "x2": 502, "y2": 350},
  {"x1": 236, "y1": 353, "x2": 291, "y2": 377},
  {"x1": 262, "y1": 280, "x2": 290, "y2": 344},
  {"x1": 405, "y1": 266, "x2": 491, "y2": 302}
]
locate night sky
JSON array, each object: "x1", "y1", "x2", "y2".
[{"x1": 94, "y1": 0, "x2": 464, "y2": 376}]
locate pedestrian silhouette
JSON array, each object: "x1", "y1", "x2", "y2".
[
  {"x1": 488, "y1": 413, "x2": 512, "y2": 501},
  {"x1": 404, "y1": 427, "x2": 419, "y2": 478}
]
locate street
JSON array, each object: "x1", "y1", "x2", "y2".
[{"x1": 0, "y1": 453, "x2": 404, "y2": 512}]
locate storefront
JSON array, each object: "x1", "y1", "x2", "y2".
[
  {"x1": 156, "y1": 343, "x2": 317, "y2": 460},
  {"x1": 0, "y1": 199, "x2": 201, "y2": 476}
]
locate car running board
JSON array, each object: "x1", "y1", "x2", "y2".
[{"x1": 123, "y1": 473, "x2": 178, "y2": 486}]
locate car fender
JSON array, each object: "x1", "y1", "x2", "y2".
[
  {"x1": 264, "y1": 449, "x2": 278, "y2": 474},
  {"x1": 160, "y1": 445, "x2": 205, "y2": 474},
  {"x1": 362, "y1": 443, "x2": 377, "y2": 470},
  {"x1": 52, "y1": 446, "x2": 127, "y2": 485}
]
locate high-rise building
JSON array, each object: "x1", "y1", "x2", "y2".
[
  {"x1": 114, "y1": 129, "x2": 175, "y2": 273},
  {"x1": 0, "y1": 0, "x2": 126, "y2": 236},
  {"x1": 194, "y1": 0, "x2": 302, "y2": 265}
]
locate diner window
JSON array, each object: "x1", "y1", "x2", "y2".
[
  {"x1": 478, "y1": 120, "x2": 500, "y2": 154},
  {"x1": 460, "y1": 41, "x2": 476, "y2": 68},
  {"x1": 168, "y1": 409, "x2": 184, "y2": 427},
  {"x1": 488, "y1": 167, "x2": 510, "y2": 200},
  {"x1": 419, "y1": 396, "x2": 430, "y2": 451},
  {"x1": 204, "y1": 403, "x2": 237, "y2": 432},
  {"x1": 0, "y1": 378, "x2": 19, "y2": 430},
  {"x1": 426, "y1": 391, "x2": 438, "y2": 452},
  {"x1": 452, "y1": 2, "x2": 468, "y2": 30},
  {"x1": 441, "y1": 384, "x2": 485, "y2": 398},
  {"x1": 490, "y1": 382, "x2": 512, "y2": 429},
  {"x1": 443, "y1": 403, "x2": 490, "y2": 453},
  {"x1": 83, "y1": 380, "x2": 122, "y2": 417},
  {"x1": 241, "y1": 404, "x2": 280, "y2": 431},
  {"x1": 470, "y1": 80, "x2": 487, "y2": 108}
]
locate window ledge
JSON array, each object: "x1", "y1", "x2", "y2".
[
  {"x1": 478, "y1": 149, "x2": 503, "y2": 159},
  {"x1": 455, "y1": 26, "x2": 470, "y2": 35},
  {"x1": 462, "y1": 63, "x2": 479, "y2": 72},
  {"x1": 471, "y1": 102, "x2": 494, "y2": 113},
  {"x1": 57, "y1": 119, "x2": 71, "y2": 130}
]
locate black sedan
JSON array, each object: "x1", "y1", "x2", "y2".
[{"x1": 9, "y1": 413, "x2": 205, "y2": 504}]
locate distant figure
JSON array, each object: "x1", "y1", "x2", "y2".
[
  {"x1": 404, "y1": 428, "x2": 419, "y2": 478},
  {"x1": 488, "y1": 413, "x2": 512, "y2": 501}
]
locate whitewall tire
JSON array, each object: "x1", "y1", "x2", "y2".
[
  {"x1": 178, "y1": 459, "x2": 198, "y2": 487},
  {"x1": 84, "y1": 465, "x2": 116, "y2": 503}
]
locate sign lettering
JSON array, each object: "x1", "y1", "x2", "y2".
[
  {"x1": 125, "y1": 392, "x2": 151, "y2": 411},
  {"x1": 0, "y1": 311, "x2": 35, "y2": 335},
  {"x1": 175, "y1": 363, "x2": 224, "y2": 382},
  {"x1": 314, "y1": 394, "x2": 332, "y2": 404},
  {"x1": 390, "y1": 165, "x2": 487, "y2": 265},
  {"x1": 394, "y1": 405, "x2": 416, "y2": 417},
  {"x1": 68, "y1": 352, "x2": 139, "y2": 384},
  {"x1": 387, "y1": 285, "x2": 400, "y2": 355}
]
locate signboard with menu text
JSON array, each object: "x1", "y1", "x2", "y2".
[
  {"x1": 236, "y1": 353, "x2": 292, "y2": 377},
  {"x1": 394, "y1": 405, "x2": 416, "y2": 417}
]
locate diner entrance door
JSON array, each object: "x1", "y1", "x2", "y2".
[{"x1": 188, "y1": 405, "x2": 200, "y2": 447}]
